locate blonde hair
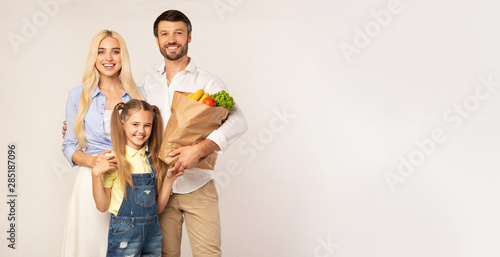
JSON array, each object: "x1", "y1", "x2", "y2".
[
  {"x1": 74, "y1": 30, "x2": 144, "y2": 149},
  {"x1": 111, "y1": 100, "x2": 167, "y2": 195}
]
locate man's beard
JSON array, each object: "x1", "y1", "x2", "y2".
[{"x1": 160, "y1": 41, "x2": 188, "y2": 61}]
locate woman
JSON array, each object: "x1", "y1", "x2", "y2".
[{"x1": 61, "y1": 30, "x2": 145, "y2": 257}]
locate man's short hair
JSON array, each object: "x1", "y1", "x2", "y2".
[{"x1": 153, "y1": 10, "x2": 192, "y2": 37}]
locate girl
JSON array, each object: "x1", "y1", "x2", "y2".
[
  {"x1": 91, "y1": 99, "x2": 182, "y2": 256},
  {"x1": 62, "y1": 30, "x2": 145, "y2": 257}
]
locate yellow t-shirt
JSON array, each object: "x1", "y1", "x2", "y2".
[{"x1": 102, "y1": 145, "x2": 152, "y2": 215}]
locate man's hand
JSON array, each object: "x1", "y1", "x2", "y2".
[
  {"x1": 167, "y1": 145, "x2": 202, "y2": 174},
  {"x1": 62, "y1": 121, "x2": 67, "y2": 139},
  {"x1": 167, "y1": 139, "x2": 220, "y2": 174}
]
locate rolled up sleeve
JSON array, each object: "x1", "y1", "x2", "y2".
[
  {"x1": 62, "y1": 87, "x2": 82, "y2": 167},
  {"x1": 206, "y1": 80, "x2": 248, "y2": 153}
]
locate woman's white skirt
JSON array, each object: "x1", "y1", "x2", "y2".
[{"x1": 61, "y1": 166, "x2": 110, "y2": 257}]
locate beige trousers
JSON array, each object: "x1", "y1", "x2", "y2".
[{"x1": 159, "y1": 179, "x2": 222, "y2": 257}]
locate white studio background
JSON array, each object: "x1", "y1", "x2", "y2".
[{"x1": 1, "y1": 0, "x2": 499, "y2": 256}]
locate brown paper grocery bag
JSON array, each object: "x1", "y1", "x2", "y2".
[{"x1": 159, "y1": 91, "x2": 229, "y2": 170}]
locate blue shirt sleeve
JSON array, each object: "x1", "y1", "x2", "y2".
[
  {"x1": 62, "y1": 87, "x2": 83, "y2": 167},
  {"x1": 139, "y1": 87, "x2": 147, "y2": 99},
  {"x1": 63, "y1": 86, "x2": 146, "y2": 167}
]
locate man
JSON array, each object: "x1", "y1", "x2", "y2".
[{"x1": 145, "y1": 10, "x2": 247, "y2": 257}]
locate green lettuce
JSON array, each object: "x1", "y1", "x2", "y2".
[{"x1": 210, "y1": 90, "x2": 235, "y2": 111}]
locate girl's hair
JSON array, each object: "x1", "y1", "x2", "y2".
[
  {"x1": 111, "y1": 99, "x2": 167, "y2": 195},
  {"x1": 74, "y1": 29, "x2": 144, "y2": 149}
]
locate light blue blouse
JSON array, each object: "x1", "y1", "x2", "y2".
[{"x1": 62, "y1": 86, "x2": 146, "y2": 166}]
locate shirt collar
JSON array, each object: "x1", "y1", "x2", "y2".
[
  {"x1": 91, "y1": 86, "x2": 130, "y2": 99},
  {"x1": 92, "y1": 86, "x2": 102, "y2": 98},
  {"x1": 125, "y1": 145, "x2": 147, "y2": 158},
  {"x1": 157, "y1": 57, "x2": 196, "y2": 76}
]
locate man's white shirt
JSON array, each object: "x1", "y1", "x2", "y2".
[{"x1": 143, "y1": 59, "x2": 247, "y2": 194}]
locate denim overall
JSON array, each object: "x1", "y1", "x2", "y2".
[{"x1": 107, "y1": 157, "x2": 162, "y2": 257}]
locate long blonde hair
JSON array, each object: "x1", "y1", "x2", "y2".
[
  {"x1": 111, "y1": 100, "x2": 166, "y2": 195},
  {"x1": 74, "y1": 30, "x2": 144, "y2": 149}
]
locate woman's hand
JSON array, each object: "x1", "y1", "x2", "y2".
[{"x1": 92, "y1": 151, "x2": 117, "y2": 177}]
